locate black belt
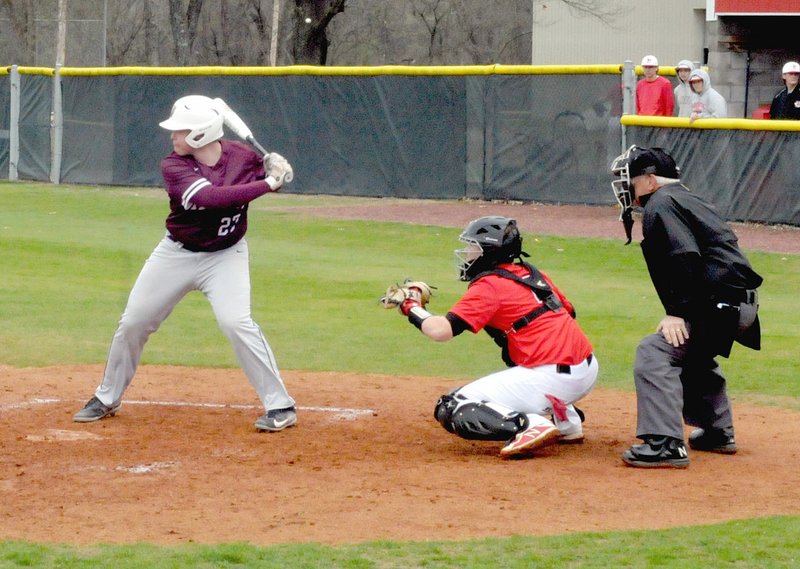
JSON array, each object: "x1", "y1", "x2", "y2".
[
  {"x1": 715, "y1": 289, "x2": 757, "y2": 304},
  {"x1": 741, "y1": 289, "x2": 757, "y2": 304},
  {"x1": 557, "y1": 353, "x2": 593, "y2": 375}
]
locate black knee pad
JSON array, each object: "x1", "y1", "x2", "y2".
[
  {"x1": 435, "y1": 394, "x2": 528, "y2": 441},
  {"x1": 434, "y1": 391, "x2": 461, "y2": 434}
]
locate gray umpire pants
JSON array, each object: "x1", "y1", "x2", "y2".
[{"x1": 632, "y1": 327, "x2": 733, "y2": 441}]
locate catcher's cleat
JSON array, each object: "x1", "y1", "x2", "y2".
[
  {"x1": 73, "y1": 396, "x2": 121, "y2": 423},
  {"x1": 499, "y1": 424, "x2": 559, "y2": 458},
  {"x1": 255, "y1": 406, "x2": 297, "y2": 432},
  {"x1": 622, "y1": 436, "x2": 690, "y2": 469},
  {"x1": 688, "y1": 428, "x2": 737, "y2": 454},
  {"x1": 558, "y1": 430, "x2": 585, "y2": 444}
]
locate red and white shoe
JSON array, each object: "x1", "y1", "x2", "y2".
[
  {"x1": 559, "y1": 430, "x2": 585, "y2": 444},
  {"x1": 500, "y1": 425, "x2": 560, "y2": 458}
]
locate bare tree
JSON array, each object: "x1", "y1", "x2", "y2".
[
  {"x1": 168, "y1": 0, "x2": 205, "y2": 65},
  {"x1": 144, "y1": 0, "x2": 161, "y2": 65},
  {"x1": 411, "y1": 0, "x2": 449, "y2": 63},
  {"x1": 291, "y1": 0, "x2": 347, "y2": 64},
  {"x1": 0, "y1": 0, "x2": 623, "y2": 68},
  {"x1": 547, "y1": 0, "x2": 622, "y2": 25},
  {"x1": 198, "y1": 0, "x2": 271, "y2": 65},
  {"x1": 0, "y1": 0, "x2": 35, "y2": 64},
  {"x1": 247, "y1": 0, "x2": 271, "y2": 63},
  {"x1": 448, "y1": 0, "x2": 530, "y2": 64},
  {"x1": 106, "y1": 1, "x2": 145, "y2": 65}
]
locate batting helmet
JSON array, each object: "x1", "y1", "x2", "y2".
[
  {"x1": 455, "y1": 216, "x2": 523, "y2": 281},
  {"x1": 159, "y1": 95, "x2": 224, "y2": 149}
]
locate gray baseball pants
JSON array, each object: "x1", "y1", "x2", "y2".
[{"x1": 93, "y1": 236, "x2": 295, "y2": 412}]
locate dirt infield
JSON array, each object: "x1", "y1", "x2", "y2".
[
  {"x1": 1, "y1": 366, "x2": 799, "y2": 545},
  {"x1": 1, "y1": 202, "x2": 798, "y2": 546},
  {"x1": 268, "y1": 199, "x2": 800, "y2": 255}
]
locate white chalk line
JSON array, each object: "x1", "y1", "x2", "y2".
[
  {"x1": 115, "y1": 461, "x2": 177, "y2": 474},
  {"x1": 0, "y1": 398, "x2": 375, "y2": 420}
]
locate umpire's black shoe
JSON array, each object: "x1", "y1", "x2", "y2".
[
  {"x1": 688, "y1": 428, "x2": 737, "y2": 454},
  {"x1": 622, "y1": 436, "x2": 690, "y2": 469}
]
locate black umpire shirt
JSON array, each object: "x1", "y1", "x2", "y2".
[
  {"x1": 769, "y1": 86, "x2": 800, "y2": 120},
  {"x1": 639, "y1": 183, "x2": 762, "y2": 323}
]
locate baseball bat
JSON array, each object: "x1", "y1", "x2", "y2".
[{"x1": 212, "y1": 98, "x2": 293, "y2": 182}]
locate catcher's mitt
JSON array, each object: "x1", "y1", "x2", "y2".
[{"x1": 380, "y1": 280, "x2": 434, "y2": 311}]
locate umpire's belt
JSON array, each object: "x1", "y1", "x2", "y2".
[
  {"x1": 714, "y1": 288, "x2": 757, "y2": 305},
  {"x1": 556, "y1": 353, "x2": 593, "y2": 375}
]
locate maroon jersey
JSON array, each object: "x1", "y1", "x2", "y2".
[{"x1": 161, "y1": 140, "x2": 273, "y2": 251}]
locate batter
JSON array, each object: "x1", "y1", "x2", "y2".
[{"x1": 74, "y1": 95, "x2": 297, "y2": 432}]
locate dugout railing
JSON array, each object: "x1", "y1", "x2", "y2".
[{"x1": 1, "y1": 64, "x2": 799, "y2": 226}]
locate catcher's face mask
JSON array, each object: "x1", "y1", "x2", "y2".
[
  {"x1": 454, "y1": 239, "x2": 483, "y2": 281},
  {"x1": 610, "y1": 145, "x2": 638, "y2": 245},
  {"x1": 610, "y1": 145, "x2": 637, "y2": 211}
]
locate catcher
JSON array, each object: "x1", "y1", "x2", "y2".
[{"x1": 382, "y1": 216, "x2": 598, "y2": 458}]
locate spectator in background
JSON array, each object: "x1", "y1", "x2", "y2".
[
  {"x1": 769, "y1": 61, "x2": 800, "y2": 120},
  {"x1": 673, "y1": 60, "x2": 695, "y2": 117},
  {"x1": 636, "y1": 55, "x2": 674, "y2": 116},
  {"x1": 688, "y1": 69, "x2": 727, "y2": 122}
]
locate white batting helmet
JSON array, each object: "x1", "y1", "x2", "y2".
[
  {"x1": 159, "y1": 95, "x2": 224, "y2": 149},
  {"x1": 782, "y1": 61, "x2": 800, "y2": 74}
]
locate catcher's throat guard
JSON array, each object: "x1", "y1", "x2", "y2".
[{"x1": 435, "y1": 393, "x2": 528, "y2": 441}]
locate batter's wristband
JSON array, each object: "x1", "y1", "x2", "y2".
[{"x1": 407, "y1": 306, "x2": 433, "y2": 330}]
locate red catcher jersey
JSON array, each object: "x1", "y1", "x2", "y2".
[{"x1": 450, "y1": 263, "x2": 593, "y2": 367}]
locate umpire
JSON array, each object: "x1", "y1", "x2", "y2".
[{"x1": 610, "y1": 146, "x2": 763, "y2": 468}]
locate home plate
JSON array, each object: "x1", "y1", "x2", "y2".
[{"x1": 25, "y1": 429, "x2": 103, "y2": 442}]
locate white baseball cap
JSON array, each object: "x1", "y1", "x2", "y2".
[
  {"x1": 782, "y1": 61, "x2": 800, "y2": 74},
  {"x1": 641, "y1": 55, "x2": 659, "y2": 67}
]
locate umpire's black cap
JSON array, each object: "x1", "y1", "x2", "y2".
[{"x1": 628, "y1": 147, "x2": 680, "y2": 179}]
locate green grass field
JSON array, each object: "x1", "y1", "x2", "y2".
[{"x1": 1, "y1": 182, "x2": 798, "y2": 567}]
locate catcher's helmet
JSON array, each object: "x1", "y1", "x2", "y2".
[
  {"x1": 159, "y1": 95, "x2": 224, "y2": 149},
  {"x1": 455, "y1": 216, "x2": 523, "y2": 281}
]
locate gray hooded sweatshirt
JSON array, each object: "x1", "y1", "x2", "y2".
[
  {"x1": 688, "y1": 69, "x2": 727, "y2": 119},
  {"x1": 673, "y1": 60, "x2": 695, "y2": 117}
]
